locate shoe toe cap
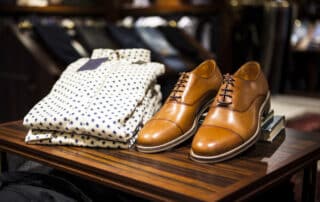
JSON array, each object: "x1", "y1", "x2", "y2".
[
  {"x1": 191, "y1": 126, "x2": 243, "y2": 157},
  {"x1": 137, "y1": 119, "x2": 182, "y2": 147}
]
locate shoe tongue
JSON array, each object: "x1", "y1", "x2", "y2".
[{"x1": 192, "y1": 60, "x2": 215, "y2": 78}]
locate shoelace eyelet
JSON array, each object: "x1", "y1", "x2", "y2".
[
  {"x1": 169, "y1": 72, "x2": 189, "y2": 102},
  {"x1": 217, "y1": 74, "x2": 235, "y2": 107}
]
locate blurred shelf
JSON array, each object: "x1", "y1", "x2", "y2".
[
  {"x1": 119, "y1": 3, "x2": 226, "y2": 16},
  {"x1": 284, "y1": 90, "x2": 320, "y2": 98},
  {"x1": 291, "y1": 47, "x2": 320, "y2": 55},
  {"x1": 0, "y1": 5, "x2": 105, "y2": 16}
]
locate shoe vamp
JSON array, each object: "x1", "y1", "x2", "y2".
[
  {"x1": 153, "y1": 102, "x2": 201, "y2": 132},
  {"x1": 204, "y1": 96, "x2": 266, "y2": 140}
]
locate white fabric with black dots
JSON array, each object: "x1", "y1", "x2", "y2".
[
  {"x1": 25, "y1": 85, "x2": 162, "y2": 148},
  {"x1": 24, "y1": 49, "x2": 165, "y2": 149}
]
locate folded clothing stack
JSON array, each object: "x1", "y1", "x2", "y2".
[{"x1": 23, "y1": 49, "x2": 165, "y2": 149}]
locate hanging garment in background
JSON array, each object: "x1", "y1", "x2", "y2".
[
  {"x1": 105, "y1": 25, "x2": 164, "y2": 66},
  {"x1": 195, "y1": 17, "x2": 219, "y2": 54},
  {"x1": 34, "y1": 23, "x2": 82, "y2": 65},
  {"x1": 24, "y1": 49, "x2": 165, "y2": 148},
  {"x1": 261, "y1": 2, "x2": 292, "y2": 93},
  {"x1": 76, "y1": 25, "x2": 118, "y2": 52},
  {"x1": 231, "y1": 5, "x2": 263, "y2": 72},
  {"x1": 199, "y1": 21, "x2": 211, "y2": 51},
  {"x1": 177, "y1": 16, "x2": 199, "y2": 37},
  {"x1": 106, "y1": 24, "x2": 149, "y2": 49},
  {"x1": 136, "y1": 26, "x2": 188, "y2": 72},
  {"x1": 158, "y1": 26, "x2": 203, "y2": 64},
  {"x1": 135, "y1": 26, "x2": 178, "y2": 56}
]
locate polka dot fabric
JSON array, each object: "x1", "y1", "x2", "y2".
[
  {"x1": 26, "y1": 130, "x2": 136, "y2": 149},
  {"x1": 24, "y1": 49, "x2": 165, "y2": 149}
]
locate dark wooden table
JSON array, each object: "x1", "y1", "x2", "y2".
[{"x1": 0, "y1": 121, "x2": 319, "y2": 201}]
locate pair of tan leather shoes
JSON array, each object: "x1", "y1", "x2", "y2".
[{"x1": 136, "y1": 60, "x2": 270, "y2": 163}]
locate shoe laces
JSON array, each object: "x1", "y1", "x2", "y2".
[
  {"x1": 169, "y1": 72, "x2": 190, "y2": 102},
  {"x1": 217, "y1": 73, "x2": 235, "y2": 106}
]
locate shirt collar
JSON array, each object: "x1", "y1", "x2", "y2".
[{"x1": 91, "y1": 49, "x2": 151, "y2": 63}]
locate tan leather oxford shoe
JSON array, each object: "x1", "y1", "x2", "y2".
[
  {"x1": 190, "y1": 61, "x2": 270, "y2": 163},
  {"x1": 137, "y1": 60, "x2": 223, "y2": 153}
]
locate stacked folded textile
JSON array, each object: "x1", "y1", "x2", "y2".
[{"x1": 23, "y1": 49, "x2": 165, "y2": 149}]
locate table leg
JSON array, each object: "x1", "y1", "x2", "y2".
[
  {"x1": 302, "y1": 162, "x2": 317, "y2": 202},
  {"x1": 0, "y1": 151, "x2": 8, "y2": 173}
]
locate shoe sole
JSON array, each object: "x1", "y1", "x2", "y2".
[
  {"x1": 190, "y1": 91, "x2": 271, "y2": 163},
  {"x1": 136, "y1": 98, "x2": 214, "y2": 153}
]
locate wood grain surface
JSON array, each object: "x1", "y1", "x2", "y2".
[{"x1": 0, "y1": 121, "x2": 319, "y2": 201}]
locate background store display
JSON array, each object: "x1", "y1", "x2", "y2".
[{"x1": 0, "y1": 17, "x2": 212, "y2": 122}]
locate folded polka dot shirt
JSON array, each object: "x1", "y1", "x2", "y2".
[{"x1": 24, "y1": 49, "x2": 165, "y2": 149}]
